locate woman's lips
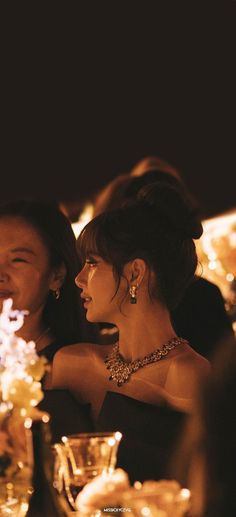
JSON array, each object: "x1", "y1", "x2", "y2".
[
  {"x1": 81, "y1": 295, "x2": 92, "y2": 307},
  {"x1": 0, "y1": 291, "x2": 13, "y2": 298}
]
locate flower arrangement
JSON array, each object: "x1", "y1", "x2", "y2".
[
  {"x1": 0, "y1": 298, "x2": 48, "y2": 484},
  {"x1": 76, "y1": 469, "x2": 191, "y2": 516},
  {"x1": 0, "y1": 298, "x2": 48, "y2": 421}
]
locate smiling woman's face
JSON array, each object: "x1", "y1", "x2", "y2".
[{"x1": 0, "y1": 216, "x2": 59, "y2": 315}]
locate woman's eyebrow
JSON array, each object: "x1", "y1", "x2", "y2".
[{"x1": 11, "y1": 247, "x2": 36, "y2": 255}]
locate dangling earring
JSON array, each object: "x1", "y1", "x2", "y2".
[
  {"x1": 129, "y1": 285, "x2": 138, "y2": 304},
  {"x1": 53, "y1": 288, "x2": 60, "y2": 300}
]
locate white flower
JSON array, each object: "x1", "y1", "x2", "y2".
[{"x1": 0, "y1": 298, "x2": 47, "y2": 417}]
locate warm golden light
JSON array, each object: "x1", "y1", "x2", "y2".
[
  {"x1": 71, "y1": 203, "x2": 94, "y2": 238},
  {"x1": 196, "y1": 209, "x2": 236, "y2": 313}
]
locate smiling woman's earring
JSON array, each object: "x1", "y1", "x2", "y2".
[
  {"x1": 53, "y1": 288, "x2": 60, "y2": 300},
  {"x1": 129, "y1": 285, "x2": 138, "y2": 304}
]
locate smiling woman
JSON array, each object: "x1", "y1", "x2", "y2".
[{"x1": 0, "y1": 201, "x2": 99, "y2": 362}]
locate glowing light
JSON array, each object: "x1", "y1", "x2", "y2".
[
  {"x1": 141, "y1": 507, "x2": 151, "y2": 516},
  {"x1": 208, "y1": 261, "x2": 217, "y2": 270},
  {"x1": 72, "y1": 203, "x2": 94, "y2": 238},
  {"x1": 134, "y1": 481, "x2": 142, "y2": 490},
  {"x1": 20, "y1": 503, "x2": 29, "y2": 513},
  {"x1": 180, "y1": 488, "x2": 191, "y2": 500},
  {"x1": 115, "y1": 431, "x2": 122, "y2": 441},
  {"x1": 208, "y1": 251, "x2": 217, "y2": 260},
  {"x1": 30, "y1": 399, "x2": 37, "y2": 407},
  {"x1": 196, "y1": 208, "x2": 236, "y2": 309},
  {"x1": 226, "y1": 273, "x2": 234, "y2": 282},
  {"x1": 42, "y1": 413, "x2": 50, "y2": 423},
  {"x1": 24, "y1": 418, "x2": 32, "y2": 429}
]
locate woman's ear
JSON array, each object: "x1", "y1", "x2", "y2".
[
  {"x1": 49, "y1": 262, "x2": 67, "y2": 290},
  {"x1": 129, "y1": 258, "x2": 147, "y2": 286}
]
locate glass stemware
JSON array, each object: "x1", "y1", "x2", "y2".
[{"x1": 53, "y1": 431, "x2": 122, "y2": 511}]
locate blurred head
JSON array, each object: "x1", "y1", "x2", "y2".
[
  {"x1": 77, "y1": 182, "x2": 202, "y2": 313},
  {"x1": 93, "y1": 174, "x2": 132, "y2": 216},
  {"x1": 197, "y1": 336, "x2": 236, "y2": 517},
  {"x1": 130, "y1": 155, "x2": 181, "y2": 179},
  {"x1": 0, "y1": 201, "x2": 87, "y2": 343},
  {"x1": 93, "y1": 156, "x2": 198, "y2": 221},
  {"x1": 173, "y1": 335, "x2": 236, "y2": 517}
]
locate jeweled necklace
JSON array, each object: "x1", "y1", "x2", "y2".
[{"x1": 104, "y1": 337, "x2": 188, "y2": 387}]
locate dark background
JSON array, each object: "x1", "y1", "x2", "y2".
[{"x1": 2, "y1": 4, "x2": 235, "y2": 219}]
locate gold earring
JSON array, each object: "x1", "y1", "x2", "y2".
[
  {"x1": 129, "y1": 285, "x2": 138, "y2": 304},
  {"x1": 53, "y1": 288, "x2": 60, "y2": 300}
]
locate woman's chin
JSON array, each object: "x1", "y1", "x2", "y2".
[
  {"x1": 85, "y1": 310, "x2": 97, "y2": 323},
  {"x1": 85, "y1": 309, "x2": 103, "y2": 324}
]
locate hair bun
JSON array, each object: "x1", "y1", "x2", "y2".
[{"x1": 137, "y1": 182, "x2": 203, "y2": 240}]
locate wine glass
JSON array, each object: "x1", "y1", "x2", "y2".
[{"x1": 54, "y1": 431, "x2": 122, "y2": 511}]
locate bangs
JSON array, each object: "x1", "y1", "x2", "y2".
[{"x1": 77, "y1": 214, "x2": 114, "y2": 264}]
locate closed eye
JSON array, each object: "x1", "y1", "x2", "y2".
[{"x1": 12, "y1": 257, "x2": 28, "y2": 263}]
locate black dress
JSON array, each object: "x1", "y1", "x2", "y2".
[
  {"x1": 96, "y1": 392, "x2": 186, "y2": 484},
  {"x1": 38, "y1": 342, "x2": 94, "y2": 441},
  {"x1": 38, "y1": 340, "x2": 66, "y2": 363}
]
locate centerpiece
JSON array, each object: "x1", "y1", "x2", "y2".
[{"x1": 0, "y1": 298, "x2": 48, "y2": 516}]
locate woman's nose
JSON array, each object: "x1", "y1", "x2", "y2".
[
  {"x1": 0, "y1": 265, "x2": 9, "y2": 282},
  {"x1": 75, "y1": 267, "x2": 86, "y2": 289}
]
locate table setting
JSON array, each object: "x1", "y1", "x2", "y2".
[{"x1": 0, "y1": 298, "x2": 191, "y2": 517}]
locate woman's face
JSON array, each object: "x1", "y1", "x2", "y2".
[
  {"x1": 75, "y1": 254, "x2": 127, "y2": 323},
  {"x1": 0, "y1": 216, "x2": 61, "y2": 315}
]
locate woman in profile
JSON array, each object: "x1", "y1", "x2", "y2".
[
  {"x1": 51, "y1": 182, "x2": 209, "y2": 420},
  {"x1": 93, "y1": 157, "x2": 233, "y2": 358}
]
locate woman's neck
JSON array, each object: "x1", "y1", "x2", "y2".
[
  {"x1": 16, "y1": 314, "x2": 54, "y2": 352},
  {"x1": 117, "y1": 304, "x2": 177, "y2": 362}
]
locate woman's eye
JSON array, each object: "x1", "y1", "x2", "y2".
[
  {"x1": 85, "y1": 259, "x2": 97, "y2": 268},
  {"x1": 12, "y1": 257, "x2": 28, "y2": 263}
]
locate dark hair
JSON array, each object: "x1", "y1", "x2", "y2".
[
  {"x1": 93, "y1": 174, "x2": 132, "y2": 216},
  {"x1": 93, "y1": 164, "x2": 199, "y2": 222},
  {"x1": 0, "y1": 201, "x2": 97, "y2": 344},
  {"x1": 130, "y1": 155, "x2": 182, "y2": 179},
  {"x1": 78, "y1": 183, "x2": 203, "y2": 310}
]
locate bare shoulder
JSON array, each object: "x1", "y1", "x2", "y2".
[
  {"x1": 172, "y1": 346, "x2": 210, "y2": 370},
  {"x1": 54, "y1": 342, "x2": 113, "y2": 361},
  {"x1": 164, "y1": 347, "x2": 210, "y2": 400},
  {"x1": 50, "y1": 342, "x2": 113, "y2": 391}
]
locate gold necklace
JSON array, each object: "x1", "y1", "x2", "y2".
[
  {"x1": 104, "y1": 337, "x2": 188, "y2": 387},
  {"x1": 34, "y1": 327, "x2": 51, "y2": 345}
]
